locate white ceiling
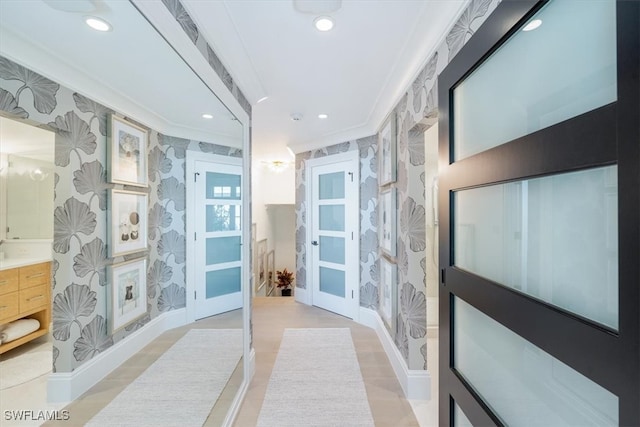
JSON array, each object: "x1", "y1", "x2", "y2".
[{"x1": 181, "y1": 0, "x2": 468, "y2": 160}]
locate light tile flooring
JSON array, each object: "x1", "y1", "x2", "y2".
[{"x1": 0, "y1": 298, "x2": 439, "y2": 426}]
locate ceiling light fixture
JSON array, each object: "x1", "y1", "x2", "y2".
[
  {"x1": 202, "y1": 113, "x2": 213, "y2": 119},
  {"x1": 257, "y1": 96, "x2": 269, "y2": 104},
  {"x1": 318, "y1": 114, "x2": 328, "y2": 119},
  {"x1": 85, "y1": 16, "x2": 112, "y2": 32},
  {"x1": 522, "y1": 19, "x2": 542, "y2": 32},
  {"x1": 314, "y1": 16, "x2": 334, "y2": 32},
  {"x1": 262, "y1": 160, "x2": 291, "y2": 173}
]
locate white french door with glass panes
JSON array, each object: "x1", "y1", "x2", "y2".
[
  {"x1": 308, "y1": 152, "x2": 359, "y2": 319},
  {"x1": 193, "y1": 159, "x2": 242, "y2": 320}
]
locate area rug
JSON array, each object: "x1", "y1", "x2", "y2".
[
  {"x1": 86, "y1": 329, "x2": 243, "y2": 427},
  {"x1": 0, "y1": 347, "x2": 52, "y2": 390},
  {"x1": 256, "y1": 328, "x2": 375, "y2": 427}
]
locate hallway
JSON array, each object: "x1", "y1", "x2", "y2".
[{"x1": 20, "y1": 298, "x2": 434, "y2": 426}]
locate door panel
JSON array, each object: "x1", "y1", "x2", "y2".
[
  {"x1": 195, "y1": 161, "x2": 242, "y2": 319},
  {"x1": 310, "y1": 158, "x2": 358, "y2": 318}
]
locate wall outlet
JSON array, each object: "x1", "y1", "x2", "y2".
[{"x1": 17, "y1": 248, "x2": 29, "y2": 256}]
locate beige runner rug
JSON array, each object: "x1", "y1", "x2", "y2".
[
  {"x1": 86, "y1": 328, "x2": 242, "y2": 427},
  {"x1": 256, "y1": 328, "x2": 374, "y2": 427}
]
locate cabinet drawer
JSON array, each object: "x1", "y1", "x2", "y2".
[
  {"x1": 19, "y1": 284, "x2": 48, "y2": 312},
  {"x1": 0, "y1": 269, "x2": 19, "y2": 296},
  {"x1": 0, "y1": 291, "x2": 20, "y2": 322},
  {"x1": 19, "y1": 263, "x2": 50, "y2": 289}
]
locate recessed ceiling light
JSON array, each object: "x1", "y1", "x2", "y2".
[
  {"x1": 257, "y1": 96, "x2": 269, "y2": 104},
  {"x1": 314, "y1": 16, "x2": 334, "y2": 32},
  {"x1": 318, "y1": 114, "x2": 328, "y2": 119},
  {"x1": 85, "y1": 16, "x2": 112, "y2": 32},
  {"x1": 522, "y1": 19, "x2": 542, "y2": 32},
  {"x1": 202, "y1": 113, "x2": 213, "y2": 119}
]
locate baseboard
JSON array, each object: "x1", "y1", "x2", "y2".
[
  {"x1": 294, "y1": 286, "x2": 310, "y2": 305},
  {"x1": 47, "y1": 308, "x2": 188, "y2": 403},
  {"x1": 224, "y1": 348, "x2": 255, "y2": 427},
  {"x1": 358, "y1": 307, "x2": 431, "y2": 400}
]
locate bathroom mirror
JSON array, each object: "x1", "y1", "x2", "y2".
[
  {"x1": 0, "y1": 117, "x2": 55, "y2": 240},
  {"x1": 0, "y1": 0, "x2": 248, "y2": 422}
]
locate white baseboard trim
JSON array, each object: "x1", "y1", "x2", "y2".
[
  {"x1": 358, "y1": 307, "x2": 431, "y2": 400},
  {"x1": 47, "y1": 308, "x2": 188, "y2": 403}
]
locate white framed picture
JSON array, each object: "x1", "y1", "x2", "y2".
[
  {"x1": 107, "y1": 257, "x2": 147, "y2": 333},
  {"x1": 379, "y1": 187, "x2": 397, "y2": 257},
  {"x1": 379, "y1": 256, "x2": 397, "y2": 333},
  {"x1": 378, "y1": 111, "x2": 397, "y2": 186},
  {"x1": 256, "y1": 238, "x2": 267, "y2": 291},
  {"x1": 107, "y1": 114, "x2": 148, "y2": 187},
  {"x1": 108, "y1": 189, "x2": 148, "y2": 257}
]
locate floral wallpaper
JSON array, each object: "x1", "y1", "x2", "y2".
[
  {"x1": 0, "y1": 55, "x2": 242, "y2": 373},
  {"x1": 294, "y1": 0, "x2": 499, "y2": 372}
]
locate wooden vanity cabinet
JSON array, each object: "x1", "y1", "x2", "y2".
[{"x1": 0, "y1": 262, "x2": 51, "y2": 354}]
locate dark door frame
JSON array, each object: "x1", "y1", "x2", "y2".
[{"x1": 437, "y1": 0, "x2": 639, "y2": 425}]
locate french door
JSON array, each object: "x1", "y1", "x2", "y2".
[
  {"x1": 192, "y1": 158, "x2": 243, "y2": 320},
  {"x1": 308, "y1": 153, "x2": 359, "y2": 319},
  {"x1": 438, "y1": 0, "x2": 638, "y2": 425}
]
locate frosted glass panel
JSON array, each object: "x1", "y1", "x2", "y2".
[
  {"x1": 319, "y1": 236, "x2": 345, "y2": 265},
  {"x1": 454, "y1": 166, "x2": 618, "y2": 329},
  {"x1": 206, "y1": 172, "x2": 240, "y2": 200},
  {"x1": 206, "y1": 267, "x2": 241, "y2": 298},
  {"x1": 319, "y1": 172, "x2": 345, "y2": 199},
  {"x1": 206, "y1": 205, "x2": 240, "y2": 232},
  {"x1": 453, "y1": 0, "x2": 616, "y2": 160},
  {"x1": 453, "y1": 402, "x2": 473, "y2": 427},
  {"x1": 206, "y1": 236, "x2": 241, "y2": 265},
  {"x1": 319, "y1": 205, "x2": 345, "y2": 231},
  {"x1": 454, "y1": 297, "x2": 618, "y2": 426},
  {"x1": 319, "y1": 267, "x2": 345, "y2": 297}
]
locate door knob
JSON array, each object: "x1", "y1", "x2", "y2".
[{"x1": 311, "y1": 240, "x2": 319, "y2": 246}]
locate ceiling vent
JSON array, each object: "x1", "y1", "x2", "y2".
[{"x1": 293, "y1": 0, "x2": 342, "y2": 15}]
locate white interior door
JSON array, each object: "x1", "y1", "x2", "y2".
[
  {"x1": 194, "y1": 160, "x2": 242, "y2": 320},
  {"x1": 310, "y1": 155, "x2": 359, "y2": 318}
]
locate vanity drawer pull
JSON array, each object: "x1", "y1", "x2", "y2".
[
  {"x1": 0, "y1": 306, "x2": 7, "y2": 310},
  {"x1": 26, "y1": 273, "x2": 45, "y2": 279},
  {"x1": 0, "y1": 280, "x2": 7, "y2": 285},
  {"x1": 27, "y1": 295, "x2": 44, "y2": 302}
]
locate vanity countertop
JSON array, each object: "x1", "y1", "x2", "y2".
[{"x1": 0, "y1": 257, "x2": 53, "y2": 271}]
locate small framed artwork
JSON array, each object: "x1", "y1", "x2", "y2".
[
  {"x1": 378, "y1": 111, "x2": 397, "y2": 186},
  {"x1": 379, "y1": 256, "x2": 397, "y2": 333},
  {"x1": 108, "y1": 114, "x2": 148, "y2": 187},
  {"x1": 107, "y1": 257, "x2": 147, "y2": 333},
  {"x1": 256, "y1": 239, "x2": 267, "y2": 291},
  {"x1": 109, "y1": 189, "x2": 148, "y2": 257},
  {"x1": 379, "y1": 187, "x2": 397, "y2": 256},
  {"x1": 266, "y1": 250, "x2": 275, "y2": 296}
]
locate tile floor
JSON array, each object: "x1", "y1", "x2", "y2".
[{"x1": 0, "y1": 298, "x2": 439, "y2": 426}]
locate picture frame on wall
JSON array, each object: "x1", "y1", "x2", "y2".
[
  {"x1": 256, "y1": 238, "x2": 267, "y2": 291},
  {"x1": 266, "y1": 250, "x2": 275, "y2": 296},
  {"x1": 107, "y1": 114, "x2": 148, "y2": 187},
  {"x1": 379, "y1": 187, "x2": 397, "y2": 256},
  {"x1": 379, "y1": 256, "x2": 397, "y2": 333},
  {"x1": 107, "y1": 257, "x2": 147, "y2": 333},
  {"x1": 378, "y1": 111, "x2": 397, "y2": 186},
  {"x1": 108, "y1": 189, "x2": 148, "y2": 257}
]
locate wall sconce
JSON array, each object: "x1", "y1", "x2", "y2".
[{"x1": 262, "y1": 160, "x2": 292, "y2": 173}]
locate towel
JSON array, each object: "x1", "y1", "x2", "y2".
[{"x1": 0, "y1": 318, "x2": 40, "y2": 343}]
